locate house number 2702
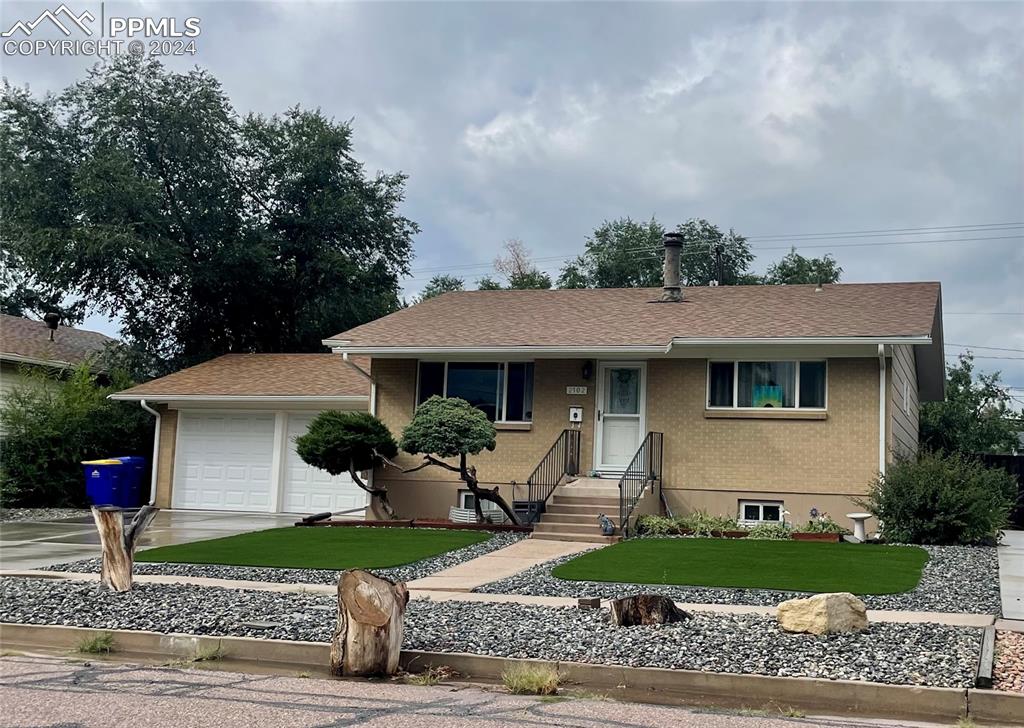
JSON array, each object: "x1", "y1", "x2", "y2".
[{"x1": 566, "y1": 386, "x2": 588, "y2": 395}]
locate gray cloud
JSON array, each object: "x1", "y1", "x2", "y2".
[{"x1": 3, "y1": 0, "x2": 1022, "y2": 393}]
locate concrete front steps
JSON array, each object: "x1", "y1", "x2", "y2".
[{"x1": 530, "y1": 477, "x2": 623, "y2": 544}]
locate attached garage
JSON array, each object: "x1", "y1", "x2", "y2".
[{"x1": 112, "y1": 354, "x2": 372, "y2": 515}]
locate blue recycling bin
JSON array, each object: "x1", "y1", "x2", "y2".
[
  {"x1": 110, "y1": 455, "x2": 147, "y2": 508},
  {"x1": 82, "y1": 456, "x2": 147, "y2": 508}
]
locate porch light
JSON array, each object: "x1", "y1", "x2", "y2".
[{"x1": 582, "y1": 361, "x2": 593, "y2": 381}]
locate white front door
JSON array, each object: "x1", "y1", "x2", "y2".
[
  {"x1": 595, "y1": 362, "x2": 646, "y2": 471},
  {"x1": 281, "y1": 413, "x2": 369, "y2": 514}
]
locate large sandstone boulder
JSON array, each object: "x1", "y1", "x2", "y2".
[{"x1": 777, "y1": 592, "x2": 868, "y2": 635}]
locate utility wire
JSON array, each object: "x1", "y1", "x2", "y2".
[
  {"x1": 946, "y1": 343, "x2": 1024, "y2": 353},
  {"x1": 406, "y1": 232, "x2": 1023, "y2": 279}
]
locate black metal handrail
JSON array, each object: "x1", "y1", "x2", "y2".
[
  {"x1": 618, "y1": 432, "x2": 664, "y2": 538},
  {"x1": 523, "y1": 429, "x2": 581, "y2": 524}
]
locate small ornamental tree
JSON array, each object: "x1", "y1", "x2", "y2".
[
  {"x1": 295, "y1": 411, "x2": 399, "y2": 520},
  {"x1": 400, "y1": 396, "x2": 520, "y2": 524}
]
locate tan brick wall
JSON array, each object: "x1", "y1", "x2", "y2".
[
  {"x1": 373, "y1": 356, "x2": 885, "y2": 521},
  {"x1": 647, "y1": 358, "x2": 881, "y2": 497},
  {"x1": 372, "y1": 358, "x2": 595, "y2": 518},
  {"x1": 153, "y1": 405, "x2": 177, "y2": 508}
]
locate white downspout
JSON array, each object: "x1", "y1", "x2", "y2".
[
  {"x1": 877, "y1": 344, "x2": 886, "y2": 478},
  {"x1": 341, "y1": 352, "x2": 377, "y2": 500},
  {"x1": 139, "y1": 399, "x2": 160, "y2": 506}
]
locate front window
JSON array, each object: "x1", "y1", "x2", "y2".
[
  {"x1": 739, "y1": 500, "x2": 784, "y2": 526},
  {"x1": 416, "y1": 361, "x2": 534, "y2": 422},
  {"x1": 707, "y1": 360, "x2": 826, "y2": 409}
]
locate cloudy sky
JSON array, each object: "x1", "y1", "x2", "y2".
[{"x1": 2, "y1": 0, "x2": 1022, "y2": 398}]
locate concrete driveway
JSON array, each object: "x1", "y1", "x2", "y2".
[{"x1": 0, "y1": 511, "x2": 298, "y2": 571}]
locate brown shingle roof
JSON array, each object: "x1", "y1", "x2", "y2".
[
  {"x1": 328, "y1": 282, "x2": 942, "y2": 349},
  {"x1": 0, "y1": 313, "x2": 115, "y2": 367},
  {"x1": 114, "y1": 354, "x2": 370, "y2": 399}
]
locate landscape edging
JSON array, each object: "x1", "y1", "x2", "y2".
[{"x1": 4, "y1": 621, "x2": 1016, "y2": 723}]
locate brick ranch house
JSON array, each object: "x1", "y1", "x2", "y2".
[
  {"x1": 114, "y1": 245, "x2": 943, "y2": 539},
  {"x1": 324, "y1": 264, "x2": 943, "y2": 538}
]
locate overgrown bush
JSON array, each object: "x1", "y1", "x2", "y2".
[
  {"x1": 861, "y1": 451, "x2": 1017, "y2": 545},
  {"x1": 0, "y1": 365, "x2": 152, "y2": 507},
  {"x1": 747, "y1": 522, "x2": 793, "y2": 540}
]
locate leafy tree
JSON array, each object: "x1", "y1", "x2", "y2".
[
  {"x1": 0, "y1": 365, "x2": 153, "y2": 507},
  {"x1": 295, "y1": 411, "x2": 400, "y2": 519},
  {"x1": 1, "y1": 55, "x2": 417, "y2": 373},
  {"x1": 400, "y1": 396, "x2": 519, "y2": 523},
  {"x1": 417, "y1": 274, "x2": 464, "y2": 302},
  {"x1": 557, "y1": 217, "x2": 754, "y2": 288},
  {"x1": 763, "y1": 248, "x2": 842, "y2": 285},
  {"x1": 920, "y1": 354, "x2": 1021, "y2": 455},
  {"x1": 476, "y1": 276, "x2": 503, "y2": 290}
]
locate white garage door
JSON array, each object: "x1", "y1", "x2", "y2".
[
  {"x1": 282, "y1": 414, "x2": 368, "y2": 514},
  {"x1": 172, "y1": 412, "x2": 276, "y2": 511}
]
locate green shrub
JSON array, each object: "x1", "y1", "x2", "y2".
[
  {"x1": 747, "y1": 522, "x2": 793, "y2": 540},
  {"x1": 0, "y1": 365, "x2": 153, "y2": 507},
  {"x1": 678, "y1": 510, "x2": 741, "y2": 536},
  {"x1": 861, "y1": 451, "x2": 1017, "y2": 545},
  {"x1": 800, "y1": 514, "x2": 850, "y2": 535},
  {"x1": 635, "y1": 514, "x2": 677, "y2": 536}
]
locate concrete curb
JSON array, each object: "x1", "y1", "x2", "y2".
[{"x1": 5, "y1": 621, "x2": 1021, "y2": 724}]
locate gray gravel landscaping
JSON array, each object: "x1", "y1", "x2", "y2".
[
  {"x1": 0, "y1": 577, "x2": 982, "y2": 688},
  {"x1": 0, "y1": 508, "x2": 90, "y2": 523},
  {"x1": 41, "y1": 531, "x2": 527, "y2": 584},
  {"x1": 474, "y1": 544, "x2": 1002, "y2": 615}
]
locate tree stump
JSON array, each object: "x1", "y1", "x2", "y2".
[
  {"x1": 91, "y1": 505, "x2": 159, "y2": 592},
  {"x1": 609, "y1": 594, "x2": 691, "y2": 627},
  {"x1": 330, "y1": 569, "x2": 409, "y2": 676}
]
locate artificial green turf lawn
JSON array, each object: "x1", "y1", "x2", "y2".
[
  {"x1": 551, "y1": 538, "x2": 929, "y2": 595},
  {"x1": 136, "y1": 527, "x2": 491, "y2": 570}
]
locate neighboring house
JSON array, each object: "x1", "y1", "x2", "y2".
[
  {"x1": 323, "y1": 238, "x2": 944, "y2": 538},
  {"x1": 0, "y1": 313, "x2": 115, "y2": 414},
  {"x1": 111, "y1": 354, "x2": 371, "y2": 514}
]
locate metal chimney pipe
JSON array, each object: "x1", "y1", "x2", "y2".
[{"x1": 661, "y1": 232, "x2": 684, "y2": 302}]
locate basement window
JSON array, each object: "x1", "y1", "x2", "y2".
[
  {"x1": 707, "y1": 360, "x2": 827, "y2": 409},
  {"x1": 416, "y1": 361, "x2": 534, "y2": 423},
  {"x1": 738, "y1": 500, "x2": 784, "y2": 526}
]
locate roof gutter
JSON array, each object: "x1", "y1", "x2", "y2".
[
  {"x1": 139, "y1": 400, "x2": 160, "y2": 506},
  {"x1": 322, "y1": 335, "x2": 932, "y2": 356},
  {"x1": 109, "y1": 394, "x2": 369, "y2": 403}
]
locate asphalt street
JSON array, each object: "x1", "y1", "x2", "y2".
[{"x1": 0, "y1": 656, "x2": 951, "y2": 728}]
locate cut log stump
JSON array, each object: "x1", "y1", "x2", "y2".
[
  {"x1": 609, "y1": 594, "x2": 691, "y2": 627},
  {"x1": 331, "y1": 569, "x2": 409, "y2": 676},
  {"x1": 91, "y1": 504, "x2": 159, "y2": 592}
]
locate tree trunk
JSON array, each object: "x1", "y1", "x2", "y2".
[
  {"x1": 330, "y1": 569, "x2": 409, "y2": 676},
  {"x1": 91, "y1": 505, "x2": 159, "y2": 592},
  {"x1": 609, "y1": 594, "x2": 691, "y2": 627},
  {"x1": 366, "y1": 490, "x2": 397, "y2": 520},
  {"x1": 461, "y1": 459, "x2": 520, "y2": 525},
  {"x1": 349, "y1": 465, "x2": 398, "y2": 520}
]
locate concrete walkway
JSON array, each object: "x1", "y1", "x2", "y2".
[
  {"x1": 1000, "y1": 529, "x2": 1024, "y2": 620},
  {"x1": 405, "y1": 537, "x2": 595, "y2": 591},
  {"x1": 0, "y1": 568, "x2": 995, "y2": 627},
  {"x1": 0, "y1": 511, "x2": 298, "y2": 570}
]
